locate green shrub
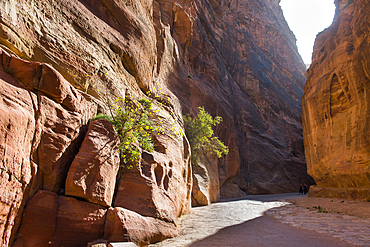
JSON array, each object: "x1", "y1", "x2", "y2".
[
  {"x1": 92, "y1": 94, "x2": 161, "y2": 169},
  {"x1": 111, "y1": 97, "x2": 156, "y2": 168},
  {"x1": 90, "y1": 113, "x2": 112, "y2": 122},
  {"x1": 183, "y1": 107, "x2": 229, "y2": 165},
  {"x1": 92, "y1": 82, "x2": 182, "y2": 170}
]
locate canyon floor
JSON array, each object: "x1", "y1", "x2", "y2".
[{"x1": 150, "y1": 193, "x2": 370, "y2": 247}]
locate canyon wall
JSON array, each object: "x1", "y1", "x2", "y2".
[
  {"x1": 177, "y1": 0, "x2": 313, "y2": 198},
  {"x1": 302, "y1": 0, "x2": 370, "y2": 200},
  {"x1": 0, "y1": 0, "x2": 311, "y2": 245}
]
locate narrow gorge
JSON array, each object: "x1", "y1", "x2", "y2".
[{"x1": 0, "y1": 0, "x2": 350, "y2": 246}]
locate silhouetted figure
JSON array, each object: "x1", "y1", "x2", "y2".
[
  {"x1": 303, "y1": 184, "x2": 308, "y2": 195},
  {"x1": 299, "y1": 184, "x2": 303, "y2": 194}
]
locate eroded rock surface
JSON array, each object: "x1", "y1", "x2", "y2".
[
  {"x1": 0, "y1": 48, "x2": 97, "y2": 246},
  {"x1": 114, "y1": 131, "x2": 192, "y2": 224},
  {"x1": 65, "y1": 119, "x2": 120, "y2": 207},
  {"x1": 191, "y1": 152, "x2": 220, "y2": 207},
  {"x1": 105, "y1": 207, "x2": 177, "y2": 246},
  {"x1": 12, "y1": 191, "x2": 57, "y2": 247},
  {"x1": 302, "y1": 0, "x2": 370, "y2": 200},
  {"x1": 167, "y1": 0, "x2": 313, "y2": 196},
  {"x1": 0, "y1": 0, "x2": 311, "y2": 200},
  {"x1": 51, "y1": 196, "x2": 107, "y2": 247}
]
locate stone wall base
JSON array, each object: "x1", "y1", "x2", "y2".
[{"x1": 309, "y1": 186, "x2": 370, "y2": 201}]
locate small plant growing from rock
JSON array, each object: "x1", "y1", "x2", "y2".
[
  {"x1": 92, "y1": 96, "x2": 157, "y2": 169},
  {"x1": 92, "y1": 84, "x2": 181, "y2": 170},
  {"x1": 183, "y1": 106, "x2": 229, "y2": 165}
]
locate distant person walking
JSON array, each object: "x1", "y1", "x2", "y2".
[
  {"x1": 303, "y1": 184, "x2": 308, "y2": 195},
  {"x1": 299, "y1": 184, "x2": 303, "y2": 194}
]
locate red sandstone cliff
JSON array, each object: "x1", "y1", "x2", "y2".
[
  {"x1": 0, "y1": 0, "x2": 311, "y2": 246},
  {"x1": 302, "y1": 0, "x2": 370, "y2": 200}
]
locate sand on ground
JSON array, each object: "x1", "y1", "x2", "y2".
[
  {"x1": 150, "y1": 193, "x2": 368, "y2": 247},
  {"x1": 287, "y1": 196, "x2": 370, "y2": 219}
]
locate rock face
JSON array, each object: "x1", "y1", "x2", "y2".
[
  {"x1": 191, "y1": 152, "x2": 220, "y2": 206},
  {"x1": 114, "y1": 132, "x2": 192, "y2": 224},
  {"x1": 0, "y1": 48, "x2": 97, "y2": 246},
  {"x1": 302, "y1": 0, "x2": 370, "y2": 200},
  {"x1": 51, "y1": 196, "x2": 107, "y2": 247},
  {"x1": 65, "y1": 119, "x2": 120, "y2": 207},
  {"x1": 172, "y1": 0, "x2": 314, "y2": 197},
  {"x1": 0, "y1": 0, "x2": 311, "y2": 199},
  {"x1": 13, "y1": 191, "x2": 57, "y2": 247},
  {"x1": 0, "y1": 0, "x2": 313, "y2": 245}
]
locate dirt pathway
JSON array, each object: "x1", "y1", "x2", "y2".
[{"x1": 150, "y1": 194, "x2": 369, "y2": 246}]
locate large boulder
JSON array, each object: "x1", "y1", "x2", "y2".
[
  {"x1": 12, "y1": 191, "x2": 58, "y2": 247},
  {"x1": 104, "y1": 207, "x2": 177, "y2": 246},
  {"x1": 191, "y1": 152, "x2": 220, "y2": 207},
  {"x1": 302, "y1": 0, "x2": 370, "y2": 200},
  {"x1": 114, "y1": 126, "x2": 192, "y2": 224},
  {"x1": 51, "y1": 196, "x2": 107, "y2": 247},
  {"x1": 65, "y1": 119, "x2": 120, "y2": 207}
]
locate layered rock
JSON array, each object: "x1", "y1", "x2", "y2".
[
  {"x1": 302, "y1": 0, "x2": 370, "y2": 200},
  {"x1": 0, "y1": 0, "x2": 312, "y2": 199},
  {"x1": 169, "y1": 0, "x2": 314, "y2": 196}
]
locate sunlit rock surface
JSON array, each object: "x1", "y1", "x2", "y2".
[
  {"x1": 65, "y1": 119, "x2": 120, "y2": 207},
  {"x1": 104, "y1": 207, "x2": 177, "y2": 246},
  {"x1": 302, "y1": 0, "x2": 370, "y2": 200}
]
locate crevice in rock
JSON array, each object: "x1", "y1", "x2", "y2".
[{"x1": 57, "y1": 123, "x2": 90, "y2": 192}]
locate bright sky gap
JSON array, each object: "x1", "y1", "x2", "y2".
[{"x1": 280, "y1": 0, "x2": 336, "y2": 65}]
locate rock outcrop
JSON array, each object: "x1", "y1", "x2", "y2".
[
  {"x1": 13, "y1": 191, "x2": 57, "y2": 247},
  {"x1": 0, "y1": 48, "x2": 187, "y2": 246},
  {"x1": 0, "y1": 48, "x2": 97, "y2": 246},
  {"x1": 105, "y1": 207, "x2": 177, "y2": 246},
  {"x1": 302, "y1": 0, "x2": 370, "y2": 200},
  {"x1": 65, "y1": 119, "x2": 120, "y2": 207}
]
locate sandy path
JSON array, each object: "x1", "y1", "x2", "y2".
[{"x1": 150, "y1": 194, "x2": 355, "y2": 247}]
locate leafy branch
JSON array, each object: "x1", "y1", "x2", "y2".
[
  {"x1": 183, "y1": 107, "x2": 229, "y2": 165},
  {"x1": 92, "y1": 84, "x2": 183, "y2": 169}
]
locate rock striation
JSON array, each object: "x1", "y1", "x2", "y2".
[
  {"x1": 302, "y1": 0, "x2": 370, "y2": 200},
  {"x1": 170, "y1": 0, "x2": 314, "y2": 198}
]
